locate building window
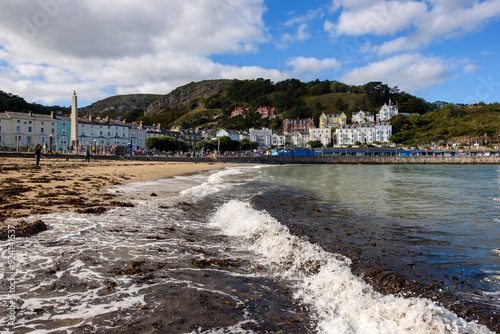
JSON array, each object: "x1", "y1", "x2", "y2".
[
  {"x1": 17, "y1": 120, "x2": 20, "y2": 123},
  {"x1": 41, "y1": 121, "x2": 44, "y2": 125},
  {"x1": 17, "y1": 126, "x2": 21, "y2": 132},
  {"x1": 28, "y1": 127, "x2": 32, "y2": 133},
  {"x1": 52, "y1": 128, "x2": 55, "y2": 134},
  {"x1": 41, "y1": 128, "x2": 45, "y2": 133}
]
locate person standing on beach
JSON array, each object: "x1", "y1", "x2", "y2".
[
  {"x1": 85, "y1": 149, "x2": 91, "y2": 162},
  {"x1": 34, "y1": 144, "x2": 42, "y2": 167}
]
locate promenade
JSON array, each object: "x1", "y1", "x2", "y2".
[{"x1": 2, "y1": 151, "x2": 500, "y2": 164}]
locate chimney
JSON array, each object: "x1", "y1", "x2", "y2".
[
  {"x1": 157, "y1": 123, "x2": 161, "y2": 130},
  {"x1": 105, "y1": 116, "x2": 109, "y2": 122},
  {"x1": 51, "y1": 111, "x2": 55, "y2": 119},
  {"x1": 29, "y1": 111, "x2": 32, "y2": 117},
  {"x1": 139, "y1": 121, "x2": 143, "y2": 128},
  {"x1": 122, "y1": 119, "x2": 127, "y2": 124},
  {"x1": 89, "y1": 115, "x2": 93, "y2": 122}
]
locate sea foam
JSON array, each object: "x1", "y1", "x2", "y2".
[{"x1": 209, "y1": 200, "x2": 494, "y2": 334}]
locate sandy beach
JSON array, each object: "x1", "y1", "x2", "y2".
[{"x1": 0, "y1": 156, "x2": 241, "y2": 236}]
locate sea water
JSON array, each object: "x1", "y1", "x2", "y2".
[{"x1": 0, "y1": 164, "x2": 498, "y2": 333}]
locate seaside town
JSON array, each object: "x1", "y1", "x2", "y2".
[
  {"x1": 0, "y1": 91, "x2": 433, "y2": 156},
  {"x1": 1, "y1": 91, "x2": 496, "y2": 159}
]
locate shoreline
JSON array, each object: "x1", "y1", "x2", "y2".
[
  {"x1": 2, "y1": 152, "x2": 500, "y2": 165},
  {"x1": 0, "y1": 157, "x2": 245, "y2": 233},
  {"x1": 250, "y1": 189, "x2": 500, "y2": 333}
]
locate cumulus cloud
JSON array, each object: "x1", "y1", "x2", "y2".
[
  {"x1": 0, "y1": 0, "x2": 276, "y2": 105},
  {"x1": 278, "y1": 24, "x2": 311, "y2": 49},
  {"x1": 0, "y1": 0, "x2": 268, "y2": 58},
  {"x1": 333, "y1": 1, "x2": 428, "y2": 36},
  {"x1": 286, "y1": 56, "x2": 340, "y2": 78},
  {"x1": 341, "y1": 54, "x2": 454, "y2": 92},
  {"x1": 327, "y1": 0, "x2": 500, "y2": 55}
]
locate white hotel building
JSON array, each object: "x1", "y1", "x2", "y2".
[{"x1": 336, "y1": 122, "x2": 392, "y2": 146}]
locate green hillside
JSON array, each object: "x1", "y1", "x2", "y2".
[
  {"x1": 2, "y1": 79, "x2": 499, "y2": 146},
  {"x1": 391, "y1": 103, "x2": 500, "y2": 146},
  {"x1": 0, "y1": 90, "x2": 70, "y2": 114}
]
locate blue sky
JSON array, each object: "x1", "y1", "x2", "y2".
[{"x1": 0, "y1": 0, "x2": 499, "y2": 108}]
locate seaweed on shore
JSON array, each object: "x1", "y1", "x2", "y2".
[
  {"x1": 0, "y1": 219, "x2": 47, "y2": 240},
  {"x1": 76, "y1": 206, "x2": 107, "y2": 215}
]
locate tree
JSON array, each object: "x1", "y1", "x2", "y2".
[
  {"x1": 240, "y1": 139, "x2": 259, "y2": 151},
  {"x1": 308, "y1": 140, "x2": 323, "y2": 148},
  {"x1": 399, "y1": 97, "x2": 430, "y2": 115},
  {"x1": 217, "y1": 136, "x2": 240, "y2": 152},
  {"x1": 193, "y1": 140, "x2": 216, "y2": 152},
  {"x1": 146, "y1": 136, "x2": 188, "y2": 152}
]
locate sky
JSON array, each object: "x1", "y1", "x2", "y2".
[{"x1": 0, "y1": 0, "x2": 499, "y2": 108}]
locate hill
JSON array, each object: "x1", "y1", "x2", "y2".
[
  {"x1": 391, "y1": 103, "x2": 500, "y2": 146},
  {"x1": 0, "y1": 90, "x2": 70, "y2": 114},
  {"x1": 3, "y1": 79, "x2": 499, "y2": 146},
  {"x1": 79, "y1": 94, "x2": 163, "y2": 120}
]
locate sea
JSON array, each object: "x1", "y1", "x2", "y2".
[{"x1": 1, "y1": 164, "x2": 499, "y2": 333}]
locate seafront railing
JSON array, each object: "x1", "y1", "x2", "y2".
[{"x1": 2, "y1": 152, "x2": 500, "y2": 164}]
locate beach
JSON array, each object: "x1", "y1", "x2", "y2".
[
  {"x1": 0, "y1": 159, "x2": 497, "y2": 333},
  {"x1": 0, "y1": 156, "x2": 242, "y2": 235}
]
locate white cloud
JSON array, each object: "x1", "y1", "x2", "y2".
[
  {"x1": 0, "y1": 0, "x2": 268, "y2": 59},
  {"x1": 463, "y1": 64, "x2": 479, "y2": 74},
  {"x1": 284, "y1": 8, "x2": 324, "y2": 26},
  {"x1": 278, "y1": 24, "x2": 311, "y2": 49},
  {"x1": 341, "y1": 54, "x2": 454, "y2": 92},
  {"x1": 0, "y1": 0, "x2": 274, "y2": 105},
  {"x1": 333, "y1": 0, "x2": 500, "y2": 55},
  {"x1": 286, "y1": 56, "x2": 340, "y2": 78},
  {"x1": 330, "y1": 0, "x2": 383, "y2": 12},
  {"x1": 334, "y1": 1, "x2": 428, "y2": 36}
]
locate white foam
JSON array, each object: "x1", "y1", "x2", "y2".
[
  {"x1": 179, "y1": 167, "x2": 248, "y2": 200},
  {"x1": 209, "y1": 200, "x2": 494, "y2": 334}
]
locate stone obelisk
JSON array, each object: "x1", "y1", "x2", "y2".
[{"x1": 70, "y1": 91, "x2": 79, "y2": 149}]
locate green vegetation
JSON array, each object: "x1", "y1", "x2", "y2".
[
  {"x1": 390, "y1": 103, "x2": 500, "y2": 145},
  {"x1": 3, "y1": 78, "x2": 500, "y2": 147},
  {"x1": 0, "y1": 90, "x2": 70, "y2": 114},
  {"x1": 145, "y1": 136, "x2": 188, "y2": 152},
  {"x1": 307, "y1": 140, "x2": 323, "y2": 148},
  {"x1": 193, "y1": 136, "x2": 259, "y2": 153}
]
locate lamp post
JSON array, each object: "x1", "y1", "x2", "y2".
[
  {"x1": 49, "y1": 134, "x2": 52, "y2": 153},
  {"x1": 94, "y1": 139, "x2": 96, "y2": 154}
]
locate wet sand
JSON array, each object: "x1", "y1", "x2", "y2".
[
  {"x1": 0, "y1": 157, "x2": 313, "y2": 333},
  {"x1": 0, "y1": 157, "x2": 242, "y2": 237}
]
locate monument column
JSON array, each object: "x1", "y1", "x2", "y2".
[{"x1": 70, "y1": 91, "x2": 79, "y2": 149}]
